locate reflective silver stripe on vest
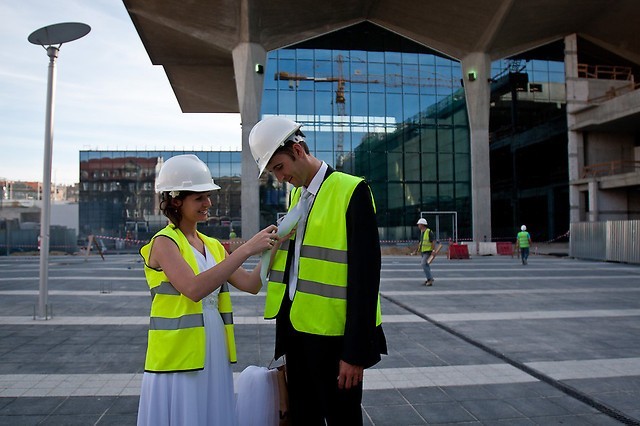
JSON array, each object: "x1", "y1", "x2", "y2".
[
  {"x1": 220, "y1": 312, "x2": 233, "y2": 325},
  {"x1": 150, "y1": 281, "x2": 180, "y2": 300},
  {"x1": 149, "y1": 313, "x2": 204, "y2": 330},
  {"x1": 270, "y1": 270, "x2": 285, "y2": 283},
  {"x1": 300, "y1": 245, "x2": 347, "y2": 264},
  {"x1": 297, "y1": 279, "x2": 347, "y2": 299},
  {"x1": 268, "y1": 243, "x2": 292, "y2": 284},
  {"x1": 218, "y1": 283, "x2": 234, "y2": 325}
]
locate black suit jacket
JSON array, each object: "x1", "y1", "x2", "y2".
[{"x1": 274, "y1": 167, "x2": 387, "y2": 368}]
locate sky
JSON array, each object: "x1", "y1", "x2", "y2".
[{"x1": 0, "y1": 1, "x2": 242, "y2": 185}]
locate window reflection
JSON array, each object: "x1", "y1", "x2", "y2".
[{"x1": 257, "y1": 23, "x2": 568, "y2": 239}]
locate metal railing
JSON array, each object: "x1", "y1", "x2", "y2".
[
  {"x1": 577, "y1": 63, "x2": 640, "y2": 103},
  {"x1": 577, "y1": 64, "x2": 634, "y2": 81},
  {"x1": 581, "y1": 160, "x2": 640, "y2": 178}
]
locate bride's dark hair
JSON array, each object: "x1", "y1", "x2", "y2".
[{"x1": 159, "y1": 191, "x2": 193, "y2": 226}]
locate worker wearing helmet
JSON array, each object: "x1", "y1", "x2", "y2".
[
  {"x1": 414, "y1": 218, "x2": 436, "y2": 286},
  {"x1": 515, "y1": 224, "x2": 532, "y2": 265},
  {"x1": 249, "y1": 116, "x2": 387, "y2": 425},
  {"x1": 137, "y1": 154, "x2": 279, "y2": 425}
]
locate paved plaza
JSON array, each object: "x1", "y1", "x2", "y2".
[{"x1": 1, "y1": 249, "x2": 639, "y2": 425}]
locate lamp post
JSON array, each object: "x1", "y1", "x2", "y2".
[{"x1": 29, "y1": 22, "x2": 90, "y2": 320}]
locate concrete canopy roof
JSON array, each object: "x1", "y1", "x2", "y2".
[{"x1": 123, "y1": 0, "x2": 640, "y2": 113}]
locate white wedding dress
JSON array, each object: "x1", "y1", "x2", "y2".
[{"x1": 137, "y1": 245, "x2": 238, "y2": 426}]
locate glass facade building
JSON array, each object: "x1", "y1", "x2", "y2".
[
  {"x1": 79, "y1": 150, "x2": 242, "y2": 243},
  {"x1": 260, "y1": 23, "x2": 470, "y2": 241},
  {"x1": 488, "y1": 42, "x2": 569, "y2": 241}
]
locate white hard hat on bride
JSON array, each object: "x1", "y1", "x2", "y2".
[{"x1": 155, "y1": 154, "x2": 220, "y2": 193}]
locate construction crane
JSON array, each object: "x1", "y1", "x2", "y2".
[{"x1": 275, "y1": 54, "x2": 459, "y2": 168}]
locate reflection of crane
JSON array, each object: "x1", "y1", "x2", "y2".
[
  {"x1": 334, "y1": 55, "x2": 347, "y2": 168},
  {"x1": 275, "y1": 55, "x2": 459, "y2": 168},
  {"x1": 276, "y1": 55, "x2": 378, "y2": 169}
]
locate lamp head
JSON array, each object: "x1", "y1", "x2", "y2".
[{"x1": 28, "y1": 22, "x2": 90, "y2": 47}]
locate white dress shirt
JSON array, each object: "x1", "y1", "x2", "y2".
[{"x1": 288, "y1": 161, "x2": 328, "y2": 300}]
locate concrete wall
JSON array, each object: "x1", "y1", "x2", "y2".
[
  {"x1": 597, "y1": 188, "x2": 629, "y2": 221},
  {"x1": 0, "y1": 202, "x2": 37, "y2": 221},
  {"x1": 0, "y1": 202, "x2": 78, "y2": 237},
  {"x1": 570, "y1": 79, "x2": 633, "y2": 107},
  {"x1": 585, "y1": 132, "x2": 635, "y2": 165},
  {"x1": 50, "y1": 203, "x2": 79, "y2": 237}
]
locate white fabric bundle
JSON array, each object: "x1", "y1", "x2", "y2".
[
  {"x1": 259, "y1": 196, "x2": 308, "y2": 285},
  {"x1": 235, "y1": 366, "x2": 280, "y2": 426}
]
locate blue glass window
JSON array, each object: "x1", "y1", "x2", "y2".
[{"x1": 258, "y1": 25, "x2": 473, "y2": 238}]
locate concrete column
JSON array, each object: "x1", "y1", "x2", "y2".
[
  {"x1": 461, "y1": 53, "x2": 492, "y2": 243},
  {"x1": 565, "y1": 34, "x2": 585, "y2": 223},
  {"x1": 232, "y1": 42, "x2": 266, "y2": 239},
  {"x1": 588, "y1": 179, "x2": 599, "y2": 222}
]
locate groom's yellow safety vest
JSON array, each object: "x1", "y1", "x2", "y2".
[
  {"x1": 140, "y1": 225, "x2": 237, "y2": 372},
  {"x1": 265, "y1": 172, "x2": 382, "y2": 335}
]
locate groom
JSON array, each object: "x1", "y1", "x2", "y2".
[{"x1": 249, "y1": 116, "x2": 387, "y2": 425}]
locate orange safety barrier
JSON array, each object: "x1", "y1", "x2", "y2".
[
  {"x1": 496, "y1": 242, "x2": 514, "y2": 256},
  {"x1": 448, "y1": 243, "x2": 470, "y2": 259}
]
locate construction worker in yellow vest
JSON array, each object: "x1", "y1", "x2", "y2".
[
  {"x1": 137, "y1": 154, "x2": 279, "y2": 426},
  {"x1": 414, "y1": 218, "x2": 436, "y2": 286},
  {"x1": 516, "y1": 224, "x2": 533, "y2": 265},
  {"x1": 249, "y1": 116, "x2": 387, "y2": 425}
]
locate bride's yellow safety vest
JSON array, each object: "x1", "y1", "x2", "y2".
[
  {"x1": 140, "y1": 225, "x2": 237, "y2": 372},
  {"x1": 265, "y1": 172, "x2": 382, "y2": 335}
]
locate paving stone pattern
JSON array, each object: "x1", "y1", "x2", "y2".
[{"x1": 1, "y1": 250, "x2": 639, "y2": 425}]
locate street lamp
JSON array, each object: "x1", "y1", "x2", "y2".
[{"x1": 29, "y1": 22, "x2": 90, "y2": 320}]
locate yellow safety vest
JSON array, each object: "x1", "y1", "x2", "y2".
[
  {"x1": 419, "y1": 228, "x2": 433, "y2": 252},
  {"x1": 140, "y1": 225, "x2": 237, "y2": 372},
  {"x1": 265, "y1": 172, "x2": 383, "y2": 335},
  {"x1": 517, "y1": 231, "x2": 531, "y2": 248}
]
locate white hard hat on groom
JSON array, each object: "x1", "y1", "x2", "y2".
[{"x1": 249, "y1": 116, "x2": 304, "y2": 177}]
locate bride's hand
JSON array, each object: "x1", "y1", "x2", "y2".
[{"x1": 242, "y1": 225, "x2": 278, "y2": 255}]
